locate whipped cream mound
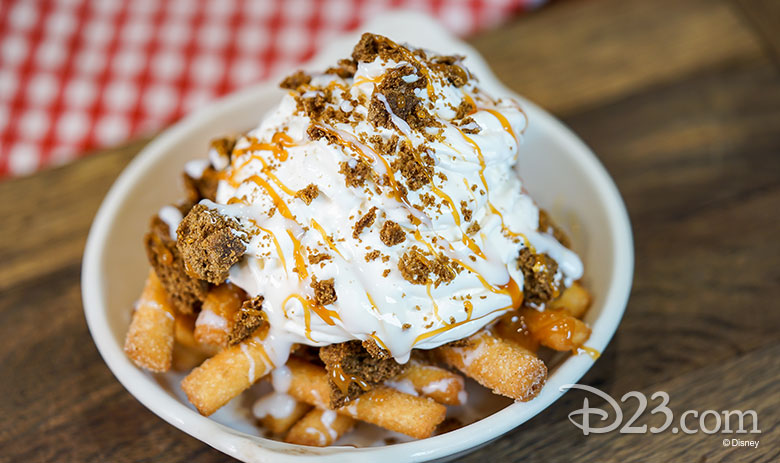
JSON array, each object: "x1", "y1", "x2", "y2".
[{"x1": 197, "y1": 33, "x2": 583, "y2": 364}]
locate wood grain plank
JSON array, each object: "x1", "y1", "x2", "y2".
[
  {"x1": 734, "y1": 0, "x2": 780, "y2": 62},
  {"x1": 0, "y1": 139, "x2": 146, "y2": 294},
  {"x1": 559, "y1": 59, "x2": 780, "y2": 393},
  {"x1": 461, "y1": 344, "x2": 778, "y2": 463},
  {"x1": 0, "y1": 262, "x2": 230, "y2": 463},
  {"x1": 470, "y1": 0, "x2": 764, "y2": 115}
]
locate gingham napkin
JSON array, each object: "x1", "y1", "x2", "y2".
[{"x1": 0, "y1": 0, "x2": 543, "y2": 178}]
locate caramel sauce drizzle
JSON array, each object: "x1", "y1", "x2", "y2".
[
  {"x1": 462, "y1": 93, "x2": 477, "y2": 116},
  {"x1": 461, "y1": 233, "x2": 486, "y2": 259},
  {"x1": 412, "y1": 229, "x2": 510, "y2": 300},
  {"x1": 330, "y1": 362, "x2": 371, "y2": 395},
  {"x1": 527, "y1": 309, "x2": 590, "y2": 353},
  {"x1": 254, "y1": 158, "x2": 297, "y2": 196},
  {"x1": 459, "y1": 127, "x2": 533, "y2": 248},
  {"x1": 286, "y1": 229, "x2": 308, "y2": 281},
  {"x1": 311, "y1": 304, "x2": 340, "y2": 326},
  {"x1": 232, "y1": 132, "x2": 295, "y2": 164},
  {"x1": 426, "y1": 281, "x2": 443, "y2": 323},
  {"x1": 257, "y1": 225, "x2": 287, "y2": 277},
  {"x1": 313, "y1": 123, "x2": 409, "y2": 204},
  {"x1": 499, "y1": 277, "x2": 524, "y2": 309},
  {"x1": 577, "y1": 346, "x2": 601, "y2": 360},
  {"x1": 365, "y1": 291, "x2": 381, "y2": 313},
  {"x1": 227, "y1": 134, "x2": 297, "y2": 196},
  {"x1": 247, "y1": 175, "x2": 295, "y2": 220},
  {"x1": 353, "y1": 75, "x2": 383, "y2": 86},
  {"x1": 484, "y1": 109, "x2": 518, "y2": 145},
  {"x1": 369, "y1": 333, "x2": 390, "y2": 352},
  {"x1": 412, "y1": 305, "x2": 513, "y2": 345},
  {"x1": 464, "y1": 300, "x2": 474, "y2": 319},
  {"x1": 309, "y1": 219, "x2": 345, "y2": 259},
  {"x1": 460, "y1": 131, "x2": 489, "y2": 195},
  {"x1": 283, "y1": 294, "x2": 341, "y2": 341}
]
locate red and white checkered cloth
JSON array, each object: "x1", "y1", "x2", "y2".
[{"x1": 0, "y1": 0, "x2": 543, "y2": 178}]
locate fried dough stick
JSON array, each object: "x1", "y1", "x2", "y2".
[
  {"x1": 391, "y1": 360, "x2": 466, "y2": 405},
  {"x1": 548, "y1": 281, "x2": 591, "y2": 318},
  {"x1": 437, "y1": 330, "x2": 547, "y2": 402},
  {"x1": 181, "y1": 336, "x2": 276, "y2": 416},
  {"x1": 285, "y1": 408, "x2": 355, "y2": 446},
  {"x1": 174, "y1": 313, "x2": 221, "y2": 356},
  {"x1": 194, "y1": 283, "x2": 245, "y2": 347},
  {"x1": 254, "y1": 395, "x2": 312, "y2": 435},
  {"x1": 171, "y1": 313, "x2": 221, "y2": 371},
  {"x1": 518, "y1": 307, "x2": 591, "y2": 351},
  {"x1": 124, "y1": 270, "x2": 176, "y2": 372},
  {"x1": 492, "y1": 312, "x2": 540, "y2": 353},
  {"x1": 285, "y1": 357, "x2": 446, "y2": 439}
]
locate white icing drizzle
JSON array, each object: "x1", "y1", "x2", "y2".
[
  {"x1": 320, "y1": 409, "x2": 339, "y2": 440},
  {"x1": 252, "y1": 392, "x2": 297, "y2": 419},
  {"x1": 270, "y1": 365, "x2": 292, "y2": 393},
  {"x1": 305, "y1": 427, "x2": 328, "y2": 445},
  {"x1": 195, "y1": 38, "x2": 584, "y2": 369},
  {"x1": 385, "y1": 378, "x2": 419, "y2": 396},
  {"x1": 240, "y1": 343, "x2": 255, "y2": 382},
  {"x1": 208, "y1": 147, "x2": 229, "y2": 170},
  {"x1": 184, "y1": 159, "x2": 209, "y2": 179},
  {"x1": 456, "y1": 342, "x2": 484, "y2": 368},
  {"x1": 195, "y1": 308, "x2": 227, "y2": 330},
  {"x1": 421, "y1": 376, "x2": 461, "y2": 395},
  {"x1": 158, "y1": 205, "x2": 183, "y2": 240}
]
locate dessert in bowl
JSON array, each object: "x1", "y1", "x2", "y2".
[{"x1": 83, "y1": 14, "x2": 632, "y2": 463}]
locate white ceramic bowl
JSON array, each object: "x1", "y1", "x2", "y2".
[{"x1": 83, "y1": 11, "x2": 633, "y2": 463}]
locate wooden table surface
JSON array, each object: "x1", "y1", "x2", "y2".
[{"x1": 1, "y1": 0, "x2": 778, "y2": 461}]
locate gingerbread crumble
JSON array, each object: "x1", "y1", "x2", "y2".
[
  {"x1": 397, "y1": 247, "x2": 460, "y2": 287},
  {"x1": 460, "y1": 200, "x2": 473, "y2": 222},
  {"x1": 453, "y1": 98, "x2": 474, "y2": 120},
  {"x1": 379, "y1": 220, "x2": 406, "y2": 246},
  {"x1": 183, "y1": 167, "x2": 220, "y2": 203},
  {"x1": 325, "y1": 58, "x2": 357, "y2": 79},
  {"x1": 176, "y1": 204, "x2": 247, "y2": 284},
  {"x1": 364, "y1": 250, "x2": 381, "y2": 262},
  {"x1": 362, "y1": 338, "x2": 390, "y2": 359},
  {"x1": 279, "y1": 70, "x2": 311, "y2": 90},
  {"x1": 351, "y1": 32, "x2": 407, "y2": 64},
  {"x1": 339, "y1": 159, "x2": 372, "y2": 188},
  {"x1": 311, "y1": 277, "x2": 338, "y2": 306},
  {"x1": 295, "y1": 183, "x2": 319, "y2": 205},
  {"x1": 368, "y1": 64, "x2": 433, "y2": 132},
  {"x1": 517, "y1": 247, "x2": 560, "y2": 305},
  {"x1": 319, "y1": 341, "x2": 405, "y2": 408},
  {"x1": 352, "y1": 206, "x2": 377, "y2": 239},
  {"x1": 391, "y1": 140, "x2": 433, "y2": 191},
  {"x1": 308, "y1": 252, "x2": 331, "y2": 264},
  {"x1": 144, "y1": 208, "x2": 209, "y2": 315},
  {"x1": 429, "y1": 55, "x2": 469, "y2": 87},
  {"x1": 228, "y1": 296, "x2": 268, "y2": 345},
  {"x1": 538, "y1": 209, "x2": 572, "y2": 249}
]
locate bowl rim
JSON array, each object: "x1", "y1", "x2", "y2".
[{"x1": 82, "y1": 11, "x2": 633, "y2": 463}]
